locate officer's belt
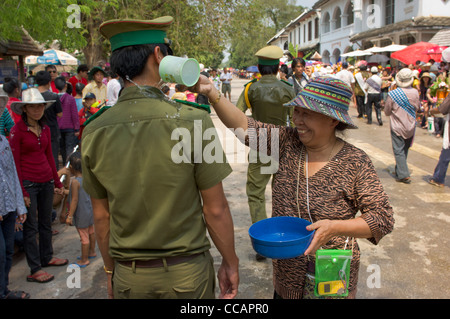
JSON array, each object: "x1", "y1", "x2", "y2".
[{"x1": 117, "y1": 252, "x2": 204, "y2": 268}]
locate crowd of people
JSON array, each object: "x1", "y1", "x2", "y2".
[
  {"x1": 277, "y1": 56, "x2": 449, "y2": 187},
  {"x1": 0, "y1": 63, "x2": 122, "y2": 299},
  {"x1": 0, "y1": 12, "x2": 448, "y2": 301}
]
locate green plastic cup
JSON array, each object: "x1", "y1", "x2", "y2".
[{"x1": 159, "y1": 56, "x2": 200, "y2": 87}]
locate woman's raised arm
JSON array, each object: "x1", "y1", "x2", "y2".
[{"x1": 191, "y1": 75, "x2": 248, "y2": 138}]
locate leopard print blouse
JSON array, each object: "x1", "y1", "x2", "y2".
[{"x1": 246, "y1": 117, "x2": 395, "y2": 299}]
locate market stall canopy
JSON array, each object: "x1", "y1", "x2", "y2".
[
  {"x1": 429, "y1": 29, "x2": 450, "y2": 47},
  {"x1": 26, "y1": 49, "x2": 78, "y2": 65},
  {"x1": 341, "y1": 49, "x2": 373, "y2": 57},
  {"x1": 366, "y1": 44, "x2": 407, "y2": 53},
  {"x1": 311, "y1": 51, "x2": 322, "y2": 60},
  {"x1": 391, "y1": 42, "x2": 440, "y2": 65},
  {"x1": 0, "y1": 28, "x2": 43, "y2": 57}
]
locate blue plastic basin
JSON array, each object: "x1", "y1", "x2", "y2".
[{"x1": 248, "y1": 216, "x2": 315, "y2": 259}]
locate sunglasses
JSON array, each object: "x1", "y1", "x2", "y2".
[{"x1": 49, "y1": 70, "x2": 57, "y2": 74}]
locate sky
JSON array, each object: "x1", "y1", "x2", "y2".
[
  {"x1": 222, "y1": 0, "x2": 316, "y2": 65},
  {"x1": 296, "y1": 0, "x2": 315, "y2": 9}
]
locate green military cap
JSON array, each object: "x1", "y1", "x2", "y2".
[
  {"x1": 99, "y1": 16, "x2": 174, "y2": 51},
  {"x1": 255, "y1": 45, "x2": 283, "y2": 66}
]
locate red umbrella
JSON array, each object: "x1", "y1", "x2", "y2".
[
  {"x1": 426, "y1": 45, "x2": 448, "y2": 61},
  {"x1": 391, "y1": 42, "x2": 439, "y2": 65}
]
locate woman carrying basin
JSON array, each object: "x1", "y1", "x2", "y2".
[{"x1": 191, "y1": 74, "x2": 395, "y2": 299}]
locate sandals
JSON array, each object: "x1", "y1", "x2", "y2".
[
  {"x1": 43, "y1": 257, "x2": 69, "y2": 267},
  {"x1": 27, "y1": 271, "x2": 54, "y2": 283},
  {"x1": 428, "y1": 179, "x2": 444, "y2": 188},
  {"x1": 396, "y1": 177, "x2": 411, "y2": 184},
  {"x1": 3, "y1": 290, "x2": 30, "y2": 299}
]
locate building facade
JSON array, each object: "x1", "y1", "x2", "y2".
[{"x1": 268, "y1": 0, "x2": 450, "y2": 64}]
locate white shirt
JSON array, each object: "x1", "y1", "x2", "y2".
[
  {"x1": 335, "y1": 69, "x2": 355, "y2": 90},
  {"x1": 106, "y1": 78, "x2": 121, "y2": 106},
  {"x1": 220, "y1": 72, "x2": 232, "y2": 84},
  {"x1": 212, "y1": 76, "x2": 221, "y2": 90},
  {"x1": 364, "y1": 74, "x2": 382, "y2": 94}
]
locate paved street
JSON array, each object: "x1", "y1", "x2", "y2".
[{"x1": 8, "y1": 77, "x2": 449, "y2": 299}]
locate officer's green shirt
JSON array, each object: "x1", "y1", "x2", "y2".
[
  {"x1": 236, "y1": 75, "x2": 295, "y2": 125},
  {"x1": 81, "y1": 86, "x2": 232, "y2": 260}
]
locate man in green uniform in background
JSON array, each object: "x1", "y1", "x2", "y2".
[
  {"x1": 236, "y1": 46, "x2": 295, "y2": 260},
  {"x1": 81, "y1": 16, "x2": 239, "y2": 299}
]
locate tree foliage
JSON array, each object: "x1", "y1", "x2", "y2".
[
  {"x1": 227, "y1": 0, "x2": 303, "y2": 69},
  {"x1": 0, "y1": 0, "x2": 303, "y2": 70}
]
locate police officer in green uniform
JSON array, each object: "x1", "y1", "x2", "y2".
[
  {"x1": 236, "y1": 46, "x2": 295, "y2": 260},
  {"x1": 81, "y1": 16, "x2": 239, "y2": 299}
]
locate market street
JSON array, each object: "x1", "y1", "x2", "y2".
[{"x1": 7, "y1": 77, "x2": 449, "y2": 299}]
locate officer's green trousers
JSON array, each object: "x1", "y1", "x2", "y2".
[
  {"x1": 246, "y1": 152, "x2": 274, "y2": 224},
  {"x1": 112, "y1": 251, "x2": 215, "y2": 299}
]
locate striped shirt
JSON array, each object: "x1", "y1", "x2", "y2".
[{"x1": 1, "y1": 108, "x2": 15, "y2": 137}]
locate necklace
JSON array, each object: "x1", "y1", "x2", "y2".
[{"x1": 296, "y1": 139, "x2": 339, "y2": 223}]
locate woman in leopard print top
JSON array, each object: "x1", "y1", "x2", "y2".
[{"x1": 193, "y1": 75, "x2": 395, "y2": 299}]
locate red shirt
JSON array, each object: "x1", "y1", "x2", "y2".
[
  {"x1": 50, "y1": 80, "x2": 59, "y2": 93},
  {"x1": 78, "y1": 107, "x2": 99, "y2": 140},
  {"x1": 6, "y1": 97, "x2": 22, "y2": 124},
  {"x1": 68, "y1": 76, "x2": 88, "y2": 97},
  {"x1": 9, "y1": 120, "x2": 64, "y2": 197}
]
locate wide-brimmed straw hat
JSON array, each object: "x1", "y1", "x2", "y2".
[
  {"x1": 420, "y1": 72, "x2": 432, "y2": 80},
  {"x1": 284, "y1": 76, "x2": 357, "y2": 129},
  {"x1": 10, "y1": 88, "x2": 55, "y2": 115},
  {"x1": 395, "y1": 68, "x2": 414, "y2": 88}
]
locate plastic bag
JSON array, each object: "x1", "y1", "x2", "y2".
[{"x1": 314, "y1": 249, "x2": 352, "y2": 297}]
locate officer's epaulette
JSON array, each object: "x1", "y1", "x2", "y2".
[
  {"x1": 83, "y1": 106, "x2": 112, "y2": 127},
  {"x1": 243, "y1": 78, "x2": 258, "y2": 87},
  {"x1": 280, "y1": 79, "x2": 293, "y2": 86},
  {"x1": 174, "y1": 99, "x2": 211, "y2": 113}
]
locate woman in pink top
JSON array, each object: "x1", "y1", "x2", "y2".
[{"x1": 9, "y1": 88, "x2": 68, "y2": 284}]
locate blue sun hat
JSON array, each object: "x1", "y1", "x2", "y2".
[{"x1": 284, "y1": 76, "x2": 358, "y2": 129}]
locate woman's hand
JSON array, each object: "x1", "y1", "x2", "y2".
[
  {"x1": 304, "y1": 219, "x2": 337, "y2": 256},
  {"x1": 17, "y1": 213, "x2": 27, "y2": 225},
  {"x1": 54, "y1": 187, "x2": 65, "y2": 195},
  {"x1": 66, "y1": 216, "x2": 73, "y2": 226}
]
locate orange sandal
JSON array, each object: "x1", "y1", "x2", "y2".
[
  {"x1": 27, "y1": 271, "x2": 54, "y2": 283},
  {"x1": 43, "y1": 257, "x2": 69, "y2": 267}
]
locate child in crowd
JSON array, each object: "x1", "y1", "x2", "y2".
[
  {"x1": 78, "y1": 93, "x2": 99, "y2": 140},
  {"x1": 185, "y1": 89, "x2": 197, "y2": 102},
  {"x1": 65, "y1": 151, "x2": 96, "y2": 268},
  {"x1": 171, "y1": 84, "x2": 187, "y2": 101},
  {"x1": 161, "y1": 85, "x2": 170, "y2": 97}
]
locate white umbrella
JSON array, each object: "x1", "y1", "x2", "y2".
[
  {"x1": 341, "y1": 49, "x2": 373, "y2": 57},
  {"x1": 366, "y1": 46, "x2": 387, "y2": 53},
  {"x1": 25, "y1": 56, "x2": 39, "y2": 64},
  {"x1": 442, "y1": 47, "x2": 450, "y2": 62},
  {"x1": 25, "y1": 49, "x2": 78, "y2": 66},
  {"x1": 380, "y1": 44, "x2": 407, "y2": 52}
]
